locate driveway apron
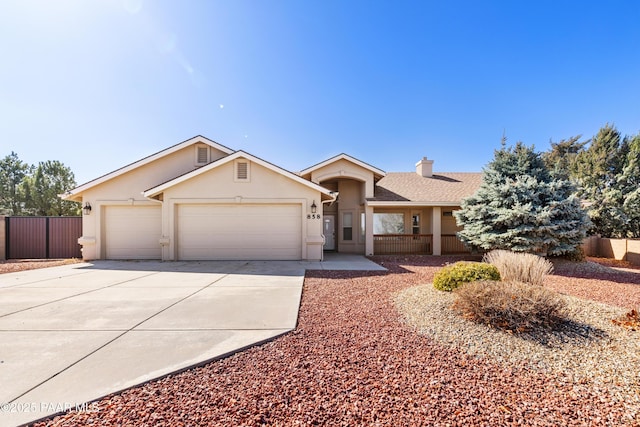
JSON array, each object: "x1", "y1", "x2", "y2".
[{"x1": 0, "y1": 260, "x2": 306, "y2": 427}]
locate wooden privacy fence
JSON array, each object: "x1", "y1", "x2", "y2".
[{"x1": 2, "y1": 216, "x2": 82, "y2": 259}]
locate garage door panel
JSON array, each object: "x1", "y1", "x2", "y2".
[
  {"x1": 177, "y1": 204, "x2": 301, "y2": 260},
  {"x1": 105, "y1": 206, "x2": 162, "y2": 260}
]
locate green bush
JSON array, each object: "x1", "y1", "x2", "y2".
[
  {"x1": 563, "y1": 246, "x2": 586, "y2": 262},
  {"x1": 453, "y1": 280, "x2": 567, "y2": 332},
  {"x1": 433, "y1": 261, "x2": 501, "y2": 291}
]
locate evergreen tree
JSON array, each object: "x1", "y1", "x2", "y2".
[
  {"x1": 0, "y1": 152, "x2": 31, "y2": 215},
  {"x1": 618, "y1": 133, "x2": 640, "y2": 237},
  {"x1": 573, "y1": 124, "x2": 630, "y2": 237},
  {"x1": 541, "y1": 135, "x2": 587, "y2": 181},
  {"x1": 454, "y1": 141, "x2": 590, "y2": 256},
  {"x1": 23, "y1": 160, "x2": 79, "y2": 216}
]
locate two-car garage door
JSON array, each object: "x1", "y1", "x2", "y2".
[
  {"x1": 104, "y1": 204, "x2": 302, "y2": 260},
  {"x1": 177, "y1": 204, "x2": 302, "y2": 260}
]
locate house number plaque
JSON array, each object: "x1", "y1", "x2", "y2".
[{"x1": 307, "y1": 214, "x2": 322, "y2": 220}]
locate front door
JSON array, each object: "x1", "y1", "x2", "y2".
[{"x1": 323, "y1": 215, "x2": 336, "y2": 251}]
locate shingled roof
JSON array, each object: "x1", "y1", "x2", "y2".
[{"x1": 369, "y1": 172, "x2": 483, "y2": 204}]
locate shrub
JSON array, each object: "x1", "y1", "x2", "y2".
[
  {"x1": 453, "y1": 280, "x2": 567, "y2": 332},
  {"x1": 562, "y1": 246, "x2": 586, "y2": 262},
  {"x1": 433, "y1": 261, "x2": 500, "y2": 291},
  {"x1": 483, "y1": 250, "x2": 553, "y2": 287}
]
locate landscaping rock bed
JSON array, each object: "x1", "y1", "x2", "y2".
[
  {"x1": 0, "y1": 259, "x2": 81, "y2": 274},
  {"x1": 396, "y1": 285, "x2": 640, "y2": 406},
  {"x1": 33, "y1": 256, "x2": 640, "y2": 426}
]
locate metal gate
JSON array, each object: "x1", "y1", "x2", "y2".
[{"x1": 6, "y1": 217, "x2": 82, "y2": 259}]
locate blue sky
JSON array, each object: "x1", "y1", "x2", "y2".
[{"x1": 1, "y1": 0, "x2": 639, "y2": 185}]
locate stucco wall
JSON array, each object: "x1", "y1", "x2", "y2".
[
  {"x1": 628, "y1": 240, "x2": 640, "y2": 265},
  {"x1": 77, "y1": 144, "x2": 229, "y2": 260},
  {"x1": 308, "y1": 159, "x2": 375, "y2": 198},
  {"x1": 598, "y1": 238, "x2": 628, "y2": 260},
  {"x1": 441, "y1": 208, "x2": 462, "y2": 235},
  {"x1": 333, "y1": 180, "x2": 364, "y2": 253},
  {"x1": 583, "y1": 237, "x2": 640, "y2": 266},
  {"x1": 161, "y1": 159, "x2": 324, "y2": 260}
]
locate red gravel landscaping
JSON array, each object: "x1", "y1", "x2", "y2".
[
  {"x1": 33, "y1": 256, "x2": 640, "y2": 426},
  {"x1": 0, "y1": 259, "x2": 81, "y2": 274}
]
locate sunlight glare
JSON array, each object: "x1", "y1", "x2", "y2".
[{"x1": 122, "y1": 0, "x2": 143, "y2": 14}]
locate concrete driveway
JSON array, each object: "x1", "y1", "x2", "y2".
[{"x1": 0, "y1": 256, "x2": 385, "y2": 427}]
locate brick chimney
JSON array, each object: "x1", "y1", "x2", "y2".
[{"x1": 415, "y1": 157, "x2": 433, "y2": 177}]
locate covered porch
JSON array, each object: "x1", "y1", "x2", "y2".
[
  {"x1": 372, "y1": 233, "x2": 468, "y2": 255},
  {"x1": 365, "y1": 205, "x2": 470, "y2": 256}
]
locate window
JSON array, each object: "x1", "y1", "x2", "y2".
[
  {"x1": 195, "y1": 145, "x2": 210, "y2": 165},
  {"x1": 360, "y1": 212, "x2": 366, "y2": 241},
  {"x1": 373, "y1": 213, "x2": 404, "y2": 234},
  {"x1": 412, "y1": 214, "x2": 420, "y2": 235},
  {"x1": 443, "y1": 211, "x2": 453, "y2": 217},
  {"x1": 343, "y1": 212, "x2": 353, "y2": 241},
  {"x1": 234, "y1": 160, "x2": 250, "y2": 182}
]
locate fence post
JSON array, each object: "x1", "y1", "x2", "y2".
[{"x1": 0, "y1": 216, "x2": 5, "y2": 260}]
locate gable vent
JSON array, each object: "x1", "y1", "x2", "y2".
[
  {"x1": 237, "y1": 162, "x2": 248, "y2": 179},
  {"x1": 197, "y1": 146, "x2": 209, "y2": 165}
]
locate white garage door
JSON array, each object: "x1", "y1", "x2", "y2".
[
  {"x1": 104, "y1": 206, "x2": 162, "y2": 259},
  {"x1": 177, "y1": 204, "x2": 302, "y2": 260}
]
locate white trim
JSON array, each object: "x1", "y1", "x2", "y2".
[
  {"x1": 314, "y1": 169, "x2": 370, "y2": 183},
  {"x1": 300, "y1": 153, "x2": 386, "y2": 177},
  {"x1": 144, "y1": 151, "x2": 336, "y2": 199},
  {"x1": 366, "y1": 201, "x2": 462, "y2": 207},
  {"x1": 62, "y1": 136, "x2": 234, "y2": 200}
]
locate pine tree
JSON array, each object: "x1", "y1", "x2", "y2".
[
  {"x1": 541, "y1": 135, "x2": 587, "y2": 181},
  {"x1": 618, "y1": 133, "x2": 640, "y2": 237},
  {"x1": 454, "y1": 141, "x2": 590, "y2": 256},
  {"x1": 573, "y1": 124, "x2": 630, "y2": 237},
  {"x1": 0, "y1": 152, "x2": 31, "y2": 215},
  {"x1": 23, "y1": 160, "x2": 79, "y2": 216}
]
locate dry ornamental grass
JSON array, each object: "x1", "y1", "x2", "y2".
[
  {"x1": 483, "y1": 250, "x2": 554, "y2": 286},
  {"x1": 452, "y1": 280, "x2": 567, "y2": 332}
]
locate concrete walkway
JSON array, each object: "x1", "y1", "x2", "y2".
[
  {"x1": 0, "y1": 255, "x2": 384, "y2": 426},
  {"x1": 302, "y1": 252, "x2": 387, "y2": 271}
]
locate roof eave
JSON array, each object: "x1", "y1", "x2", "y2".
[
  {"x1": 300, "y1": 153, "x2": 386, "y2": 178},
  {"x1": 366, "y1": 200, "x2": 462, "y2": 207},
  {"x1": 143, "y1": 150, "x2": 336, "y2": 199},
  {"x1": 65, "y1": 135, "x2": 234, "y2": 197}
]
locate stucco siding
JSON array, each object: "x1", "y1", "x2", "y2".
[
  {"x1": 160, "y1": 159, "x2": 324, "y2": 261},
  {"x1": 76, "y1": 144, "x2": 228, "y2": 260}
]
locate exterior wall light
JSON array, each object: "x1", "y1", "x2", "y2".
[
  {"x1": 83, "y1": 202, "x2": 92, "y2": 215},
  {"x1": 311, "y1": 201, "x2": 317, "y2": 214}
]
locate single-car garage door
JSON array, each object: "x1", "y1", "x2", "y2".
[
  {"x1": 177, "y1": 204, "x2": 302, "y2": 260},
  {"x1": 104, "y1": 205, "x2": 162, "y2": 259}
]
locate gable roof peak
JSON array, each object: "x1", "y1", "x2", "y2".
[
  {"x1": 143, "y1": 149, "x2": 335, "y2": 200},
  {"x1": 299, "y1": 153, "x2": 386, "y2": 177},
  {"x1": 62, "y1": 135, "x2": 235, "y2": 200}
]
